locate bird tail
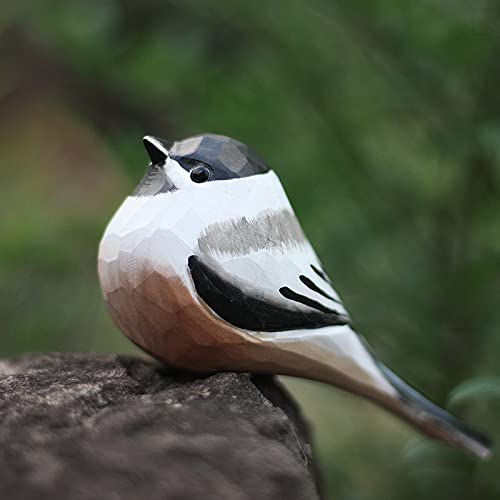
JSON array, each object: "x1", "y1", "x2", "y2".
[
  {"x1": 374, "y1": 361, "x2": 492, "y2": 460},
  {"x1": 258, "y1": 326, "x2": 491, "y2": 459}
]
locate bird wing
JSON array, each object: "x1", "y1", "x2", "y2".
[{"x1": 188, "y1": 232, "x2": 351, "y2": 333}]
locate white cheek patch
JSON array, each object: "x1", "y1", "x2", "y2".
[
  {"x1": 98, "y1": 170, "x2": 298, "y2": 301},
  {"x1": 163, "y1": 157, "x2": 192, "y2": 190}
]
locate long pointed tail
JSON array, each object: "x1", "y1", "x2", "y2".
[
  {"x1": 375, "y1": 362, "x2": 492, "y2": 460},
  {"x1": 261, "y1": 326, "x2": 491, "y2": 459}
]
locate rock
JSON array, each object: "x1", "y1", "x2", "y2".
[{"x1": 0, "y1": 353, "x2": 321, "y2": 500}]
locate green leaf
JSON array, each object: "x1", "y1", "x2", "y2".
[{"x1": 448, "y1": 377, "x2": 500, "y2": 409}]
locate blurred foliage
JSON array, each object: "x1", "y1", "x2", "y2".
[{"x1": 1, "y1": 1, "x2": 500, "y2": 499}]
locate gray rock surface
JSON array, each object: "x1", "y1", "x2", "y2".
[{"x1": 0, "y1": 352, "x2": 321, "y2": 500}]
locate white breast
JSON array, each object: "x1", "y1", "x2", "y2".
[{"x1": 98, "y1": 170, "x2": 290, "y2": 295}]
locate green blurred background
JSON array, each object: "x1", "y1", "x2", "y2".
[{"x1": 1, "y1": 1, "x2": 500, "y2": 498}]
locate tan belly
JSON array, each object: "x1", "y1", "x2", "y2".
[
  {"x1": 103, "y1": 266, "x2": 242, "y2": 368},
  {"x1": 102, "y1": 265, "x2": 302, "y2": 374}
]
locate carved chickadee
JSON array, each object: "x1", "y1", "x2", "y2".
[{"x1": 98, "y1": 133, "x2": 491, "y2": 459}]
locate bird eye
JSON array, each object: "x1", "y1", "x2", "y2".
[{"x1": 190, "y1": 164, "x2": 211, "y2": 183}]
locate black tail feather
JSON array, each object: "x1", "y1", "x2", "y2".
[{"x1": 378, "y1": 362, "x2": 492, "y2": 460}]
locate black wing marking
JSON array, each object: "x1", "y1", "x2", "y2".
[
  {"x1": 279, "y1": 286, "x2": 344, "y2": 314},
  {"x1": 310, "y1": 264, "x2": 331, "y2": 284},
  {"x1": 298, "y1": 275, "x2": 342, "y2": 304},
  {"x1": 188, "y1": 255, "x2": 350, "y2": 332}
]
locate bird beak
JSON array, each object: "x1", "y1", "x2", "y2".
[{"x1": 143, "y1": 135, "x2": 174, "y2": 165}]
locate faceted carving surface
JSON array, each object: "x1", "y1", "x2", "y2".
[{"x1": 170, "y1": 133, "x2": 269, "y2": 180}]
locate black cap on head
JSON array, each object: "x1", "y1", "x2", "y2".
[
  {"x1": 170, "y1": 134, "x2": 269, "y2": 180},
  {"x1": 134, "y1": 134, "x2": 270, "y2": 197}
]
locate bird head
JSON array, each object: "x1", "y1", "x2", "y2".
[{"x1": 137, "y1": 134, "x2": 269, "y2": 195}]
